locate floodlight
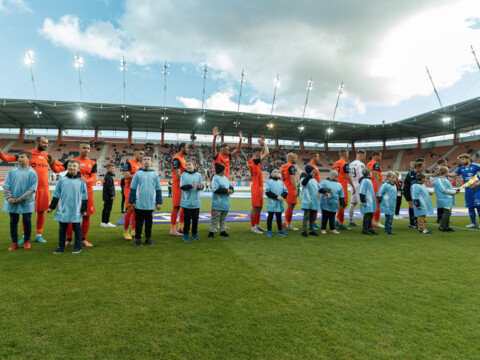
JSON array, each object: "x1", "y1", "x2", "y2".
[
  {"x1": 74, "y1": 55, "x2": 84, "y2": 68},
  {"x1": 327, "y1": 128, "x2": 334, "y2": 134},
  {"x1": 442, "y1": 117, "x2": 451, "y2": 123},
  {"x1": 77, "y1": 110, "x2": 87, "y2": 119},
  {"x1": 197, "y1": 117, "x2": 205, "y2": 124},
  {"x1": 24, "y1": 49, "x2": 34, "y2": 65},
  {"x1": 298, "y1": 126, "x2": 305, "y2": 132},
  {"x1": 267, "y1": 122, "x2": 274, "y2": 129}
]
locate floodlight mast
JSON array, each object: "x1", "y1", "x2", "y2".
[
  {"x1": 425, "y1": 66, "x2": 443, "y2": 108},
  {"x1": 237, "y1": 69, "x2": 246, "y2": 112},
  {"x1": 162, "y1": 61, "x2": 169, "y2": 106},
  {"x1": 332, "y1": 81, "x2": 344, "y2": 121},
  {"x1": 302, "y1": 78, "x2": 313, "y2": 118},
  {"x1": 271, "y1": 73, "x2": 280, "y2": 115},
  {"x1": 201, "y1": 65, "x2": 208, "y2": 110},
  {"x1": 74, "y1": 53, "x2": 84, "y2": 102},
  {"x1": 25, "y1": 49, "x2": 37, "y2": 100},
  {"x1": 471, "y1": 45, "x2": 480, "y2": 72},
  {"x1": 120, "y1": 56, "x2": 127, "y2": 105}
]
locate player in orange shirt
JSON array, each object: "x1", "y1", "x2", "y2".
[
  {"x1": 212, "y1": 126, "x2": 242, "y2": 230},
  {"x1": 307, "y1": 152, "x2": 321, "y2": 230},
  {"x1": 248, "y1": 136, "x2": 269, "y2": 234},
  {"x1": 47, "y1": 143, "x2": 97, "y2": 247},
  {"x1": 366, "y1": 150, "x2": 383, "y2": 228},
  {"x1": 0, "y1": 136, "x2": 61, "y2": 244},
  {"x1": 281, "y1": 152, "x2": 299, "y2": 230},
  {"x1": 332, "y1": 149, "x2": 355, "y2": 230},
  {"x1": 122, "y1": 149, "x2": 144, "y2": 240},
  {"x1": 170, "y1": 143, "x2": 188, "y2": 236}
]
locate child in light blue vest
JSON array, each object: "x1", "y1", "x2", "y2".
[
  {"x1": 208, "y1": 163, "x2": 233, "y2": 238},
  {"x1": 264, "y1": 169, "x2": 288, "y2": 237},
  {"x1": 359, "y1": 168, "x2": 378, "y2": 235},
  {"x1": 47, "y1": 160, "x2": 88, "y2": 254},
  {"x1": 318, "y1": 170, "x2": 345, "y2": 235},
  {"x1": 376, "y1": 171, "x2": 398, "y2": 235},
  {"x1": 3, "y1": 151, "x2": 38, "y2": 251},
  {"x1": 180, "y1": 160, "x2": 204, "y2": 242},
  {"x1": 411, "y1": 173, "x2": 434, "y2": 234},
  {"x1": 433, "y1": 166, "x2": 459, "y2": 232}
]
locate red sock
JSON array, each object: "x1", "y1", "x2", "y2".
[
  {"x1": 337, "y1": 207, "x2": 345, "y2": 224},
  {"x1": 82, "y1": 216, "x2": 90, "y2": 239},
  {"x1": 66, "y1": 223, "x2": 73, "y2": 239},
  {"x1": 130, "y1": 211, "x2": 136, "y2": 230},
  {"x1": 256, "y1": 213, "x2": 261, "y2": 225},
  {"x1": 285, "y1": 208, "x2": 293, "y2": 223},
  {"x1": 375, "y1": 208, "x2": 381, "y2": 222},
  {"x1": 124, "y1": 210, "x2": 132, "y2": 231},
  {"x1": 171, "y1": 208, "x2": 179, "y2": 227},
  {"x1": 250, "y1": 213, "x2": 256, "y2": 227},
  {"x1": 36, "y1": 211, "x2": 45, "y2": 235}
]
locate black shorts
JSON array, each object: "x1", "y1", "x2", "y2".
[{"x1": 403, "y1": 189, "x2": 412, "y2": 202}]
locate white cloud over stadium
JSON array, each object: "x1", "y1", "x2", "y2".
[{"x1": 39, "y1": 0, "x2": 480, "y2": 121}]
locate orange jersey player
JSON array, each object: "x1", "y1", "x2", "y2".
[
  {"x1": 170, "y1": 142, "x2": 188, "y2": 236},
  {"x1": 0, "y1": 136, "x2": 61, "y2": 243},
  {"x1": 48, "y1": 142, "x2": 97, "y2": 247},
  {"x1": 281, "y1": 152, "x2": 299, "y2": 230},
  {"x1": 122, "y1": 149, "x2": 144, "y2": 240},
  {"x1": 332, "y1": 149, "x2": 355, "y2": 228},
  {"x1": 366, "y1": 150, "x2": 383, "y2": 226},
  {"x1": 248, "y1": 135, "x2": 269, "y2": 234}
]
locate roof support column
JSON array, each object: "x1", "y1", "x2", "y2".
[
  {"x1": 383, "y1": 140, "x2": 386, "y2": 152},
  {"x1": 325, "y1": 142, "x2": 329, "y2": 151},
  {"x1": 57, "y1": 128, "x2": 62, "y2": 142},
  {"x1": 248, "y1": 135, "x2": 252, "y2": 148},
  {"x1": 128, "y1": 130, "x2": 132, "y2": 146},
  {"x1": 453, "y1": 131, "x2": 457, "y2": 145},
  {"x1": 276, "y1": 137, "x2": 279, "y2": 150},
  {"x1": 94, "y1": 129, "x2": 98, "y2": 142},
  {"x1": 417, "y1": 137, "x2": 421, "y2": 150},
  {"x1": 301, "y1": 140, "x2": 304, "y2": 151},
  {"x1": 221, "y1": 133, "x2": 224, "y2": 143},
  {"x1": 19, "y1": 127, "x2": 23, "y2": 141},
  {"x1": 161, "y1": 129, "x2": 164, "y2": 146},
  {"x1": 351, "y1": 141, "x2": 355, "y2": 152}
]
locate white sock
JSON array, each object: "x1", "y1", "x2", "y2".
[{"x1": 348, "y1": 204, "x2": 355, "y2": 221}]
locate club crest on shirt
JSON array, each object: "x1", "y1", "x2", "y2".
[
  {"x1": 39, "y1": 156, "x2": 43, "y2": 159},
  {"x1": 88, "y1": 164, "x2": 92, "y2": 168}
]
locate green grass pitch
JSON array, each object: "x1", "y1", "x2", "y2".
[{"x1": 1, "y1": 191, "x2": 480, "y2": 359}]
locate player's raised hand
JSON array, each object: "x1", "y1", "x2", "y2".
[
  {"x1": 258, "y1": 136, "x2": 265, "y2": 146},
  {"x1": 213, "y1": 126, "x2": 220, "y2": 137},
  {"x1": 46, "y1": 154, "x2": 54, "y2": 166},
  {"x1": 238, "y1": 131, "x2": 242, "y2": 140}
]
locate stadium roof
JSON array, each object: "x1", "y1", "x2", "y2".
[{"x1": 0, "y1": 97, "x2": 480, "y2": 143}]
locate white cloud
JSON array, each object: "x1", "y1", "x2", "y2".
[
  {"x1": 39, "y1": 0, "x2": 480, "y2": 121},
  {"x1": 0, "y1": 0, "x2": 32, "y2": 13}
]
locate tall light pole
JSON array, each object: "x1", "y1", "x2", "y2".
[
  {"x1": 425, "y1": 67, "x2": 443, "y2": 108},
  {"x1": 332, "y1": 81, "x2": 344, "y2": 121},
  {"x1": 24, "y1": 49, "x2": 37, "y2": 100},
  {"x1": 271, "y1": 73, "x2": 280, "y2": 115},
  {"x1": 74, "y1": 53, "x2": 84, "y2": 102},
  {"x1": 237, "y1": 69, "x2": 246, "y2": 112},
  {"x1": 201, "y1": 64, "x2": 208, "y2": 110},
  {"x1": 120, "y1": 56, "x2": 127, "y2": 105},
  {"x1": 471, "y1": 45, "x2": 480, "y2": 73},
  {"x1": 302, "y1": 78, "x2": 313, "y2": 118},
  {"x1": 162, "y1": 60, "x2": 169, "y2": 106}
]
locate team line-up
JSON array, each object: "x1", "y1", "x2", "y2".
[{"x1": 2, "y1": 128, "x2": 480, "y2": 253}]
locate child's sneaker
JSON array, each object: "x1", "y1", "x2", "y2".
[
  {"x1": 53, "y1": 248, "x2": 64, "y2": 254},
  {"x1": 35, "y1": 235, "x2": 47, "y2": 243},
  {"x1": 330, "y1": 230, "x2": 340, "y2": 234},
  {"x1": 24, "y1": 241, "x2": 31, "y2": 250},
  {"x1": 385, "y1": 231, "x2": 397, "y2": 235},
  {"x1": 135, "y1": 239, "x2": 143, "y2": 247},
  {"x1": 349, "y1": 221, "x2": 359, "y2": 227},
  {"x1": 278, "y1": 230, "x2": 288, "y2": 236},
  {"x1": 266, "y1": 231, "x2": 274, "y2": 237},
  {"x1": 309, "y1": 231, "x2": 319, "y2": 236},
  {"x1": 338, "y1": 224, "x2": 351, "y2": 230},
  {"x1": 321, "y1": 230, "x2": 327, "y2": 235},
  {"x1": 183, "y1": 234, "x2": 191, "y2": 242},
  {"x1": 145, "y1": 238, "x2": 155, "y2": 246},
  {"x1": 208, "y1": 232, "x2": 214, "y2": 239},
  {"x1": 301, "y1": 231, "x2": 308, "y2": 237},
  {"x1": 313, "y1": 223, "x2": 320, "y2": 230},
  {"x1": 219, "y1": 231, "x2": 229, "y2": 237},
  {"x1": 8, "y1": 243, "x2": 18, "y2": 251},
  {"x1": 72, "y1": 248, "x2": 82, "y2": 254},
  {"x1": 192, "y1": 234, "x2": 200, "y2": 241},
  {"x1": 361, "y1": 230, "x2": 373, "y2": 235}
]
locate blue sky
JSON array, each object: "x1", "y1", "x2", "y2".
[{"x1": 1, "y1": 0, "x2": 480, "y2": 125}]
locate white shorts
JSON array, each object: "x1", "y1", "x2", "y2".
[{"x1": 350, "y1": 183, "x2": 361, "y2": 204}]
